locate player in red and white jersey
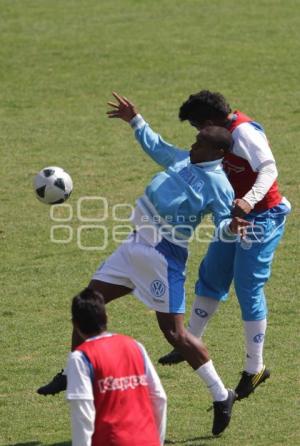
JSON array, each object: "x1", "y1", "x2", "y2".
[
  {"x1": 224, "y1": 110, "x2": 282, "y2": 212},
  {"x1": 159, "y1": 90, "x2": 291, "y2": 401},
  {"x1": 66, "y1": 288, "x2": 166, "y2": 446}
]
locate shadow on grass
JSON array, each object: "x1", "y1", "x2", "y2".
[
  {"x1": 6, "y1": 440, "x2": 216, "y2": 446},
  {"x1": 7, "y1": 442, "x2": 71, "y2": 446},
  {"x1": 6, "y1": 443, "x2": 41, "y2": 446},
  {"x1": 9, "y1": 439, "x2": 216, "y2": 446},
  {"x1": 48, "y1": 443, "x2": 71, "y2": 446},
  {"x1": 165, "y1": 435, "x2": 217, "y2": 445}
]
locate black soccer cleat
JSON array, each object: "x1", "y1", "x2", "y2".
[
  {"x1": 235, "y1": 366, "x2": 270, "y2": 400},
  {"x1": 37, "y1": 370, "x2": 67, "y2": 396},
  {"x1": 158, "y1": 349, "x2": 185, "y2": 365},
  {"x1": 212, "y1": 389, "x2": 236, "y2": 436}
]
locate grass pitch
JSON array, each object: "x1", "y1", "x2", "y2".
[{"x1": 0, "y1": 1, "x2": 299, "y2": 445}]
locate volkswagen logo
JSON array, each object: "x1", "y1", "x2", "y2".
[{"x1": 150, "y1": 280, "x2": 166, "y2": 298}]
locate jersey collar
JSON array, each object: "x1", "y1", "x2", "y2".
[
  {"x1": 86, "y1": 332, "x2": 114, "y2": 342},
  {"x1": 194, "y1": 159, "x2": 223, "y2": 171}
]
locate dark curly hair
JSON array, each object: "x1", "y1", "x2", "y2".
[
  {"x1": 179, "y1": 90, "x2": 231, "y2": 125},
  {"x1": 72, "y1": 288, "x2": 107, "y2": 335}
]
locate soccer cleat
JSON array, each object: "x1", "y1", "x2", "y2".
[
  {"x1": 158, "y1": 349, "x2": 185, "y2": 365},
  {"x1": 212, "y1": 389, "x2": 236, "y2": 436},
  {"x1": 37, "y1": 370, "x2": 67, "y2": 396},
  {"x1": 235, "y1": 366, "x2": 270, "y2": 400}
]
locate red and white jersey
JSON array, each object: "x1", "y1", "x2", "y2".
[
  {"x1": 68, "y1": 333, "x2": 164, "y2": 446},
  {"x1": 223, "y1": 111, "x2": 282, "y2": 211}
]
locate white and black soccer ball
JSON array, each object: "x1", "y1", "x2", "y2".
[{"x1": 33, "y1": 166, "x2": 73, "y2": 205}]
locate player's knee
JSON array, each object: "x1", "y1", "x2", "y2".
[
  {"x1": 173, "y1": 331, "x2": 190, "y2": 349},
  {"x1": 242, "y1": 308, "x2": 267, "y2": 321},
  {"x1": 161, "y1": 327, "x2": 189, "y2": 348},
  {"x1": 236, "y1": 293, "x2": 267, "y2": 321}
]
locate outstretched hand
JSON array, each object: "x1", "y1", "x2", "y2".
[{"x1": 107, "y1": 92, "x2": 138, "y2": 122}]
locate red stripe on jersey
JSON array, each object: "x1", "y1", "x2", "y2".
[{"x1": 223, "y1": 110, "x2": 282, "y2": 211}]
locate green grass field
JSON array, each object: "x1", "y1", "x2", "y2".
[{"x1": 1, "y1": 0, "x2": 299, "y2": 445}]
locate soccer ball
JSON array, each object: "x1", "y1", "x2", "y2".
[{"x1": 33, "y1": 166, "x2": 73, "y2": 205}]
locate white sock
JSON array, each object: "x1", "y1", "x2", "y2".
[
  {"x1": 244, "y1": 319, "x2": 267, "y2": 374},
  {"x1": 196, "y1": 360, "x2": 228, "y2": 402},
  {"x1": 187, "y1": 296, "x2": 219, "y2": 338}
]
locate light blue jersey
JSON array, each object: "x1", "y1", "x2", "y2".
[
  {"x1": 93, "y1": 115, "x2": 235, "y2": 313},
  {"x1": 131, "y1": 115, "x2": 234, "y2": 246}
]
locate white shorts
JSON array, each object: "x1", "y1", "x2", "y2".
[{"x1": 92, "y1": 232, "x2": 188, "y2": 313}]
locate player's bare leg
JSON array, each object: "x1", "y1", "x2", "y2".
[
  {"x1": 37, "y1": 280, "x2": 133, "y2": 395},
  {"x1": 159, "y1": 295, "x2": 220, "y2": 365},
  {"x1": 156, "y1": 312, "x2": 209, "y2": 368},
  {"x1": 88, "y1": 279, "x2": 133, "y2": 304},
  {"x1": 156, "y1": 312, "x2": 236, "y2": 435}
]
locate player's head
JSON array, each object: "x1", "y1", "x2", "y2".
[
  {"x1": 179, "y1": 90, "x2": 231, "y2": 129},
  {"x1": 190, "y1": 126, "x2": 232, "y2": 164},
  {"x1": 71, "y1": 288, "x2": 107, "y2": 337}
]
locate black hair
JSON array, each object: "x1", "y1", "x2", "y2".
[
  {"x1": 200, "y1": 126, "x2": 233, "y2": 154},
  {"x1": 179, "y1": 90, "x2": 231, "y2": 124},
  {"x1": 72, "y1": 288, "x2": 107, "y2": 335}
]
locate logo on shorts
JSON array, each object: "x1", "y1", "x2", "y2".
[
  {"x1": 195, "y1": 308, "x2": 208, "y2": 318},
  {"x1": 150, "y1": 280, "x2": 166, "y2": 298},
  {"x1": 253, "y1": 333, "x2": 265, "y2": 343}
]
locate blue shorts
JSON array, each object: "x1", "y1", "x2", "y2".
[{"x1": 195, "y1": 203, "x2": 290, "y2": 321}]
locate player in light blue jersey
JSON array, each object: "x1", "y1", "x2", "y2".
[{"x1": 38, "y1": 93, "x2": 248, "y2": 436}]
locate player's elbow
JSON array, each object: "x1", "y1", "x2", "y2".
[
  {"x1": 269, "y1": 162, "x2": 278, "y2": 179},
  {"x1": 259, "y1": 160, "x2": 278, "y2": 180}
]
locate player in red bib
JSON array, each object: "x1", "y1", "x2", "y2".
[
  {"x1": 159, "y1": 90, "x2": 291, "y2": 401},
  {"x1": 67, "y1": 288, "x2": 166, "y2": 446}
]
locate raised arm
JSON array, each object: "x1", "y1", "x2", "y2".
[{"x1": 107, "y1": 92, "x2": 188, "y2": 168}]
